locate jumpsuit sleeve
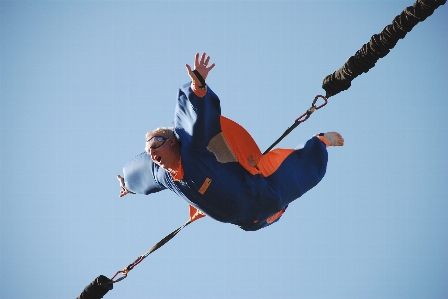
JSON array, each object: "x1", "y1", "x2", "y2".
[
  {"x1": 174, "y1": 82, "x2": 222, "y2": 149},
  {"x1": 123, "y1": 152, "x2": 167, "y2": 195}
]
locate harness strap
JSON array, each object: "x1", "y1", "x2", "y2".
[
  {"x1": 263, "y1": 95, "x2": 328, "y2": 155},
  {"x1": 110, "y1": 206, "x2": 205, "y2": 283}
]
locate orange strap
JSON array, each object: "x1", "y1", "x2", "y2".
[{"x1": 189, "y1": 205, "x2": 206, "y2": 222}]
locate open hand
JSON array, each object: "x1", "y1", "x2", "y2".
[
  {"x1": 117, "y1": 174, "x2": 130, "y2": 197},
  {"x1": 185, "y1": 52, "x2": 215, "y2": 83}
]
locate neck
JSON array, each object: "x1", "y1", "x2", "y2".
[
  {"x1": 167, "y1": 157, "x2": 181, "y2": 174},
  {"x1": 168, "y1": 156, "x2": 184, "y2": 181}
]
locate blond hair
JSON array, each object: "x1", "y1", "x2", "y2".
[{"x1": 145, "y1": 127, "x2": 178, "y2": 153}]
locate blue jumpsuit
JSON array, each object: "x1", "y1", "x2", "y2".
[{"x1": 123, "y1": 83, "x2": 328, "y2": 231}]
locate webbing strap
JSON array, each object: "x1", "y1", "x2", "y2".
[
  {"x1": 192, "y1": 69, "x2": 206, "y2": 89},
  {"x1": 110, "y1": 220, "x2": 193, "y2": 283},
  {"x1": 263, "y1": 95, "x2": 328, "y2": 155}
]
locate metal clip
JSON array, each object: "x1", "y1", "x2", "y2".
[
  {"x1": 313, "y1": 95, "x2": 328, "y2": 110},
  {"x1": 111, "y1": 270, "x2": 127, "y2": 283},
  {"x1": 295, "y1": 95, "x2": 328, "y2": 123}
]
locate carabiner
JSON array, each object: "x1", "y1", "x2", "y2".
[
  {"x1": 313, "y1": 95, "x2": 328, "y2": 110},
  {"x1": 111, "y1": 270, "x2": 127, "y2": 283}
]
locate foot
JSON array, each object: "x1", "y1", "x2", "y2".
[{"x1": 316, "y1": 132, "x2": 344, "y2": 146}]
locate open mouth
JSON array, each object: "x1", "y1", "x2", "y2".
[{"x1": 150, "y1": 153, "x2": 163, "y2": 166}]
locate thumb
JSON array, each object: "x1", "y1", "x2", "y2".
[{"x1": 185, "y1": 64, "x2": 192, "y2": 74}]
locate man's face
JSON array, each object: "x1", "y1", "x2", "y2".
[{"x1": 146, "y1": 135, "x2": 179, "y2": 171}]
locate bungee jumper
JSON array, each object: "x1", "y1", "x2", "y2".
[
  {"x1": 76, "y1": 0, "x2": 446, "y2": 298},
  {"x1": 117, "y1": 52, "x2": 344, "y2": 231}
]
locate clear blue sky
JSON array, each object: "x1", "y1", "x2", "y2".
[{"x1": 1, "y1": 1, "x2": 447, "y2": 298}]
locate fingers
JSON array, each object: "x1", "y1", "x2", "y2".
[
  {"x1": 207, "y1": 63, "x2": 216, "y2": 71},
  {"x1": 186, "y1": 63, "x2": 198, "y2": 82},
  {"x1": 197, "y1": 52, "x2": 206, "y2": 66},
  {"x1": 194, "y1": 53, "x2": 200, "y2": 68},
  {"x1": 200, "y1": 53, "x2": 208, "y2": 66},
  {"x1": 117, "y1": 174, "x2": 125, "y2": 186},
  {"x1": 195, "y1": 52, "x2": 213, "y2": 69},
  {"x1": 185, "y1": 64, "x2": 192, "y2": 77},
  {"x1": 117, "y1": 175, "x2": 127, "y2": 197},
  {"x1": 117, "y1": 174, "x2": 132, "y2": 197}
]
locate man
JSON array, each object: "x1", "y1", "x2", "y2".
[{"x1": 117, "y1": 53, "x2": 344, "y2": 231}]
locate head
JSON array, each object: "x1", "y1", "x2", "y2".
[{"x1": 145, "y1": 127, "x2": 180, "y2": 171}]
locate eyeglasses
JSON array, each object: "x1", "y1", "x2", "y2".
[{"x1": 147, "y1": 136, "x2": 170, "y2": 149}]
